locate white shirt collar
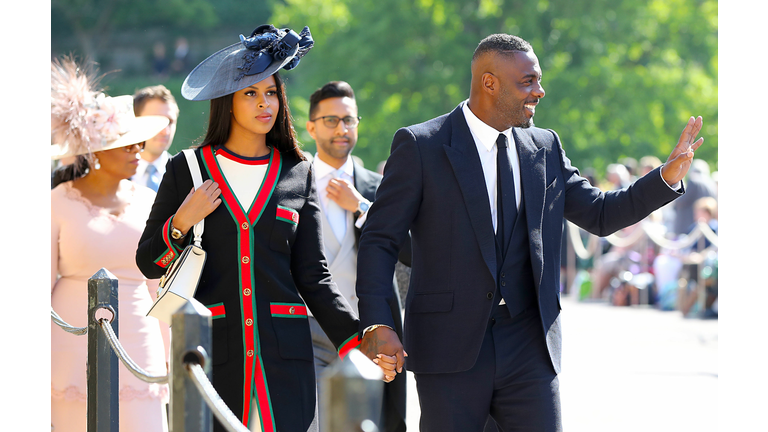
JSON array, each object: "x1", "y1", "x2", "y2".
[
  {"x1": 313, "y1": 154, "x2": 354, "y2": 179},
  {"x1": 461, "y1": 101, "x2": 513, "y2": 152}
]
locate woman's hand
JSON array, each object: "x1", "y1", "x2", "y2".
[
  {"x1": 172, "y1": 180, "x2": 222, "y2": 234},
  {"x1": 372, "y1": 353, "x2": 399, "y2": 383}
]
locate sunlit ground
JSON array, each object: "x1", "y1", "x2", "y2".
[{"x1": 405, "y1": 294, "x2": 717, "y2": 431}]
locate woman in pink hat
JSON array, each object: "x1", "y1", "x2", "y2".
[{"x1": 50, "y1": 57, "x2": 171, "y2": 432}]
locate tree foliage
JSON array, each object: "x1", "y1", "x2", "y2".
[
  {"x1": 51, "y1": 0, "x2": 219, "y2": 58},
  {"x1": 271, "y1": 0, "x2": 717, "y2": 174},
  {"x1": 51, "y1": 0, "x2": 717, "y2": 177}
]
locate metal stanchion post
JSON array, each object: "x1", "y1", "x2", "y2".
[
  {"x1": 321, "y1": 349, "x2": 384, "y2": 432},
  {"x1": 696, "y1": 236, "x2": 706, "y2": 315},
  {"x1": 566, "y1": 222, "x2": 576, "y2": 299},
  {"x1": 171, "y1": 299, "x2": 213, "y2": 432},
  {"x1": 640, "y1": 234, "x2": 649, "y2": 305},
  {"x1": 87, "y1": 268, "x2": 119, "y2": 432}
]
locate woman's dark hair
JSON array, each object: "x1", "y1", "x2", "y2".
[
  {"x1": 51, "y1": 155, "x2": 91, "y2": 188},
  {"x1": 198, "y1": 71, "x2": 305, "y2": 161}
]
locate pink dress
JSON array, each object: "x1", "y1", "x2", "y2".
[{"x1": 51, "y1": 180, "x2": 169, "y2": 432}]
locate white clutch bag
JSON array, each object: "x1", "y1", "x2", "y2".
[{"x1": 147, "y1": 149, "x2": 207, "y2": 324}]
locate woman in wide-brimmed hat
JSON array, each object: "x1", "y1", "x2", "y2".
[
  {"x1": 50, "y1": 57, "x2": 171, "y2": 432},
  {"x1": 135, "y1": 24, "x2": 370, "y2": 432}
]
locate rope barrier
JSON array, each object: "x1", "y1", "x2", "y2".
[
  {"x1": 98, "y1": 318, "x2": 169, "y2": 384},
  {"x1": 50, "y1": 308, "x2": 87, "y2": 336},
  {"x1": 605, "y1": 224, "x2": 648, "y2": 248},
  {"x1": 187, "y1": 362, "x2": 250, "y2": 432},
  {"x1": 567, "y1": 223, "x2": 601, "y2": 260},
  {"x1": 52, "y1": 308, "x2": 168, "y2": 384},
  {"x1": 567, "y1": 219, "x2": 718, "y2": 260}
]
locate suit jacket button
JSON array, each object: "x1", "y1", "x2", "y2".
[
  {"x1": 487, "y1": 292, "x2": 493, "y2": 300},
  {"x1": 501, "y1": 281, "x2": 506, "y2": 287}
]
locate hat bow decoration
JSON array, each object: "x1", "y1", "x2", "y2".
[
  {"x1": 181, "y1": 24, "x2": 314, "y2": 101},
  {"x1": 236, "y1": 25, "x2": 314, "y2": 81}
]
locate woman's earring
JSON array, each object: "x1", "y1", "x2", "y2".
[{"x1": 93, "y1": 157, "x2": 100, "y2": 170}]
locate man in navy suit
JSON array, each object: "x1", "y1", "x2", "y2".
[{"x1": 356, "y1": 33, "x2": 703, "y2": 431}]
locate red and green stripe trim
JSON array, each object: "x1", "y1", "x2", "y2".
[
  {"x1": 337, "y1": 333, "x2": 361, "y2": 359},
  {"x1": 207, "y1": 303, "x2": 226, "y2": 320},
  {"x1": 200, "y1": 145, "x2": 279, "y2": 431},
  {"x1": 276, "y1": 205, "x2": 299, "y2": 226},
  {"x1": 154, "y1": 216, "x2": 180, "y2": 268},
  {"x1": 269, "y1": 303, "x2": 307, "y2": 318},
  {"x1": 247, "y1": 149, "x2": 281, "y2": 223},
  {"x1": 251, "y1": 358, "x2": 275, "y2": 432}
]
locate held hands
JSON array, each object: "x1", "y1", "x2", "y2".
[
  {"x1": 661, "y1": 116, "x2": 704, "y2": 186},
  {"x1": 326, "y1": 178, "x2": 365, "y2": 212},
  {"x1": 172, "y1": 179, "x2": 222, "y2": 234},
  {"x1": 373, "y1": 354, "x2": 399, "y2": 383},
  {"x1": 360, "y1": 326, "x2": 407, "y2": 382}
]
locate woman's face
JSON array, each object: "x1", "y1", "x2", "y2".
[
  {"x1": 230, "y1": 75, "x2": 280, "y2": 138},
  {"x1": 94, "y1": 143, "x2": 143, "y2": 179}
]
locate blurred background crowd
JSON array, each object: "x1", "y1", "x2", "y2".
[{"x1": 562, "y1": 155, "x2": 718, "y2": 319}]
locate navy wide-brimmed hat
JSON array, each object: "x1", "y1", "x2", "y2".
[{"x1": 181, "y1": 24, "x2": 314, "y2": 101}]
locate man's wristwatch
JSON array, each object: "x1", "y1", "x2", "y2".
[
  {"x1": 170, "y1": 224, "x2": 186, "y2": 240},
  {"x1": 354, "y1": 200, "x2": 370, "y2": 219}
]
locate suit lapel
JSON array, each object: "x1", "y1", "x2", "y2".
[
  {"x1": 352, "y1": 162, "x2": 378, "y2": 249},
  {"x1": 353, "y1": 163, "x2": 378, "y2": 203},
  {"x1": 443, "y1": 105, "x2": 498, "y2": 283},
  {"x1": 512, "y1": 127, "x2": 547, "y2": 287}
]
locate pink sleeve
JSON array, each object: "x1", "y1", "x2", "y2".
[{"x1": 51, "y1": 194, "x2": 60, "y2": 292}]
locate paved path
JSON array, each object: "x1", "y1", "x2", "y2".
[{"x1": 403, "y1": 294, "x2": 718, "y2": 431}]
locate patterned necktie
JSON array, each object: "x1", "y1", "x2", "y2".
[
  {"x1": 496, "y1": 133, "x2": 517, "y2": 256},
  {"x1": 145, "y1": 164, "x2": 160, "y2": 192}
]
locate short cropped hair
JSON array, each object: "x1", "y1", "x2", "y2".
[
  {"x1": 309, "y1": 81, "x2": 356, "y2": 119},
  {"x1": 133, "y1": 84, "x2": 179, "y2": 116},
  {"x1": 472, "y1": 34, "x2": 532, "y2": 63}
]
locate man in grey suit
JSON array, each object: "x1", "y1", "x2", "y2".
[
  {"x1": 356, "y1": 34, "x2": 703, "y2": 431},
  {"x1": 306, "y1": 81, "x2": 409, "y2": 432}
]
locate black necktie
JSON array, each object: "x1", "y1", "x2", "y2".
[{"x1": 496, "y1": 133, "x2": 517, "y2": 256}]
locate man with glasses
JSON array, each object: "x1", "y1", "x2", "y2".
[{"x1": 305, "y1": 81, "x2": 409, "y2": 432}]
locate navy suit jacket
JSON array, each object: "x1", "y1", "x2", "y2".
[
  {"x1": 356, "y1": 103, "x2": 682, "y2": 375},
  {"x1": 352, "y1": 161, "x2": 409, "y2": 432}
]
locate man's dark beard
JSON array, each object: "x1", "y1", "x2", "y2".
[
  {"x1": 498, "y1": 91, "x2": 534, "y2": 128},
  {"x1": 517, "y1": 118, "x2": 534, "y2": 128}
]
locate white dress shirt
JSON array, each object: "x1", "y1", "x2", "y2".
[
  {"x1": 313, "y1": 155, "x2": 355, "y2": 243},
  {"x1": 462, "y1": 102, "x2": 521, "y2": 234}
]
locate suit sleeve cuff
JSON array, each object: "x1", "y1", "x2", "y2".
[
  {"x1": 659, "y1": 168, "x2": 682, "y2": 192},
  {"x1": 338, "y1": 333, "x2": 362, "y2": 359},
  {"x1": 354, "y1": 210, "x2": 369, "y2": 229},
  {"x1": 362, "y1": 324, "x2": 394, "y2": 338}
]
